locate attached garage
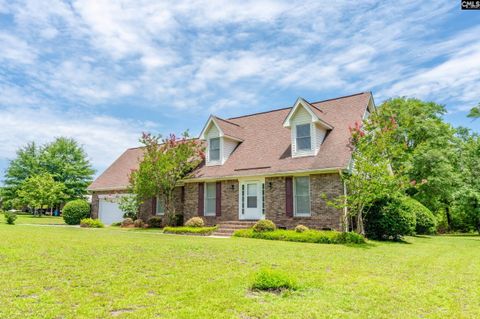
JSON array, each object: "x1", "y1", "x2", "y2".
[{"x1": 98, "y1": 196, "x2": 125, "y2": 225}]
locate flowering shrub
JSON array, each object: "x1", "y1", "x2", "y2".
[
  {"x1": 295, "y1": 225, "x2": 309, "y2": 233},
  {"x1": 185, "y1": 217, "x2": 204, "y2": 227},
  {"x1": 252, "y1": 219, "x2": 276, "y2": 232}
]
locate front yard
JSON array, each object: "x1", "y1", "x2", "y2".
[{"x1": 0, "y1": 224, "x2": 479, "y2": 318}]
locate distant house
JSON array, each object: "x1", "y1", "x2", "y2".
[{"x1": 88, "y1": 92, "x2": 375, "y2": 232}]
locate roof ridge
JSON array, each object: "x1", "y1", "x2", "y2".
[
  {"x1": 213, "y1": 116, "x2": 242, "y2": 127},
  {"x1": 310, "y1": 92, "x2": 369, "y2": 105},
  {"x1": 228, "y1": 106, "x2": 292, "y2": 120}
]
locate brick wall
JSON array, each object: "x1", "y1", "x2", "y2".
[
  {"x1": 265, "y1": 173, "x2": 344, "y2": 230},
  {"x1": 138, "y1": 186, "x2": 184, "y2": 224}
]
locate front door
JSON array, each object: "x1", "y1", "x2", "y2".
[{"x1": 239, "y1": 181, "x2": 264, "y2": 220}]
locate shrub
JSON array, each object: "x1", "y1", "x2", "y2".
[
  {"x1": 121, "y1": 218, "x2": 134, "y2": 227},
  {"x1": 185, "y1": 217, "x2": 204, "y2": 227},
  {"x1": 134, "y1": 219, "x2": 145, "y2": 228},
  {"x1": 364, "y1": 196, "x2": 416, "y2": 240},
  {"x1": 295, "y1": 225, "x2": 309, "y2": 233},
  {"x1": 148, "y1": 216, "x2": 163, "y2": 228},
  {"x1": 253, "y1": 219, "x2": 276, "y2": 232},
  {"x1": 62, "y1": 199, "x2": 90, "y2": 225},
  {"x1": 234, "y1": 229, "x2": 365, "y2": 244},
  {"x1": 404, "y1": 198, "x2": 436, "y2": 234},
  {"x1": 4, "y1": 212, "x2": 17, "y2": 225},
  {"x1": 163, "y1": 226, "x2": 217, "y2": 235},
  {"x1": 251, "y1": 268, "x2": 298, "y2": 292},
  {"x1": 111, "y1": 222, "x2": 121, "y2": 227},
  {"x1": 80, "y1": 218, "x2": 104, "y2": 228}
]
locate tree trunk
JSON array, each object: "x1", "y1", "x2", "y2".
[
  {"x1": 445, "y1": 205, "x2": 451, "y2": 231},
  {"x1": 356, "y1": 213, "x2": 365, "y2": 235}
]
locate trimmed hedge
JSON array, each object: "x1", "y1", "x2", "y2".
[
  {"x1": 147, "y1": 216, "x2": 163, "y2": 228},
  {"x1": 234, "y1": 229, "x2": 365, "y2": 244},
  {"x1": 365, "y1": 196, "x2": 417, "y2": 240},
  {"x1": 62, "y1": 199, "x2": 90, "y2": 225},
  {"x1": 80, "y1": 218, "x2": 104, "y2": 228},
  {"x1": 404, "y1": 197, "x2": 436, "y2": 234},
  {"x1": 163, "y1": 226, "x2": 217, "y2": 235}
]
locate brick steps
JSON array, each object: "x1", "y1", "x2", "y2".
[{"x1": 212, "y1": 220, "x2": 257, "y2": 237}]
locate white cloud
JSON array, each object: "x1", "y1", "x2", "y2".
[
  {"x1": 0, "y1": 32, "x2": 36, "y2": 64},
  {"x1": 0, "y1": 106, "x2": 148, "y2": 173}
]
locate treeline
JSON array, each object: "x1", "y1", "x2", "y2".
[
  {"x1": 343, "y1": 98, "x2": 479, "y2": 238},
  {"x1": 0, "y1": 137, "x2": 95, "y2": 213}
]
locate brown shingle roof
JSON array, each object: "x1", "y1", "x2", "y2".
[
  {"x1": 190, "y1": 92, "x2": 371, "y2": 180},
  {"x1": 88, "y1": 92, "x2": 372, "y2": 190},
  {"x1": 87, "y1": 147, "x2": 144, "y2": 191}
]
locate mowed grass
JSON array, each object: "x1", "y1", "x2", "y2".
[
  {"x1": 1, "y1": 214, "x2": 66, "y2": 225},
  {"x1": 0, "y1": 225, "x2": 479, "y2": 319}
]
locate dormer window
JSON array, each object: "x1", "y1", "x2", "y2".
[
  {"x1": 296, "y1": 124, "x2": 311, "y2": 150},
  {"x1": 209, "y1": 137, "x2": 220, "y2": 161}
]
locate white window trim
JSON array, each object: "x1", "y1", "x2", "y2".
[
  {"x1": 295, "y1": 123, "x2": 312, "y2": 151},
  {"x1": 293, "y1": 176, "x2": 311, "y2": 217},
  {"x1": 204, "y1": 182, "x2": 216, "y2": 216},
  {"x1": 156, "y1": 196, "x2": 164, "y2": 216}
]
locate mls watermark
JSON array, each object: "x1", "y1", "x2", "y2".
[{"x1": 461, "y1": 1, "x2": 480, "y2": 9}]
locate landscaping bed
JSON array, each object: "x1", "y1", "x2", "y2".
[
  {"x1": 163, "y1": 226, "x2": 217, "y2": 235},
  {"x1": 233, "y1": 228, "x2": 365, "y2": 244}
]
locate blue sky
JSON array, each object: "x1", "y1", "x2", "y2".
[{"x1": 0, "y1": 0, "x2": 479, "y2": 178}]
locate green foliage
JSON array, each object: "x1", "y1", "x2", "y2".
[
  {"x1": 118, "y1": 195, "x2": 140, "y2": 220},
  {"x1": 80, "y1": 218, "x2": 104, "y2": 228},
  {"x1": 134, "y1": 219, "x2": 145, "y2": 228},
  {"x1": 252, "y1": 219, "x2": 276, "y2": 232},
  {"x1": 2, "y1": 138, "x2": 94, "y2": 208},
  {"x1": 467, "y1": 104, "x2": 480, "y2": 119},
  {"x1": 147, "y1": 216, "x2": 163, "y2": 228},
  {"x1": 251, "y1": 268, "x2": 298, "y2": 292},
  {"x1": 130, "y1": 132, "x2": 204, "y2": 226},
  {"x1": 62, "y1": 199, "x2": 90, "y2": 225},
  {"x1": 364, "y1": 196, "x2": 417, "y2": 240},
  {"x1": 295, "y1": 224, "x2": 309, "y2": 233},
  {"x1": 163, "y1": 226, "x2": 217, "y2": 235},
  {"x1": 234, "y1": 229, "x2": 365, "y2": 244},
  {"x1": 184, "y1": 217, "x2": 205, "y2": 227},
  {"x1": 16, "y1": 173, "x2": 65, "y2": 213},
  {"x1": 121, "y1": 218, "x2": 134, "y2": 227},
  {"x1": 4, "y1": 212, "x2": 17, "y2": 225},
  {"x1": 111, "y1": 222, "x2": 122, "y2": 227},
  {"x1": 402, "y1": 197, "x2": 436, "y2": 234}
]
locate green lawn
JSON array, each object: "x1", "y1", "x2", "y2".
[
  {"x1": 0, "y1": 225, "x2": 479, "y2": 318},
  {"x1": 1, "y1": 214, "x2": 66, "y2": 225}
]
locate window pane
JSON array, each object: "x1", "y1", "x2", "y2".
[
  {"x1": 156, "y1": 197, "x2": 164, "y2": 215},
  {"x1": 205, "y1": 183, "x2": 216, "y2": 215},
  {"x1": 295, "y1": 177, "x2": 310, "y2": 215},
  {"x1": 247, "y1": 184, "x2": 257, "y2": 196},
  {"x1": 297, "y1": 137, "x2": 311, "y2": 150},
  {"x1": 296, "y1": 124, "x2": 310, "y2": 138},
  {"x1": 209, "y1": 138, "x2": 220, "y2": 161},
  {"x1": 295, "y1": 195, "x2": 309, "y2": 215}
]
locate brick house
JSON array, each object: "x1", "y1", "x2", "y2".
[{"x1": 88, "y1": 92, "x2": 375, "y2": 231}]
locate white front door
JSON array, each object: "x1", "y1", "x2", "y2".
[{"x1": 239, "y1": 181, "x2": 264, "y2": 220}]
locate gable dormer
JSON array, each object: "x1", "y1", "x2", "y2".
[
  {"x1": 283, "y1": 98, "x2": 333, "y2": 158},
  {"x1": 199, "y1": 116, "x2": 243, "y2": 166}
]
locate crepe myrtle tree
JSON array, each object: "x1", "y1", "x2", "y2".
[{"x1": 129, "y1": 131, "x2": 204, "y2": 225}]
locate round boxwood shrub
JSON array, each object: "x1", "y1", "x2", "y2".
[
  {"x1": 295, "y1": 224, "x2": 309, "y2": 233},
  {"x1": 253, "y1": 219, "x2": 276, "y2": 232},
  {"x1": 134, "y1": 219, "x2": 145, "y2": 228},
  {"x1": 364, "y1": 196, "x2": 416, "y2": 240},
  {"x1": 4, "y1": 212, "x2": 17, "y2": 225},
  {"x1": 121, "y1": 218, "x2": 134, "y2": 227},
  {"x1": 147, "y1": 216, "x2": 163, "y2": 228},
  {"x1": 404, "y1": 197, "x2": 436, "y2": 234},
  {"x1": 62, "y1": 199, "x2": 90, "y2": 225},
  {"x1": 185, "y1": 217, "x2": 205, "y2": 227}
]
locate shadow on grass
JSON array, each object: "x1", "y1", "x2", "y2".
[
  {"x1": 343, "y1": 242, "x2": 377, "y2": 249},
  {"x1": 440, "y1": 233, "x2": 479, "y2": 237}
]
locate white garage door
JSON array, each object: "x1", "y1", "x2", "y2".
[{"x1": 98, "y1": 198, "x2": 125, "y2": 224}]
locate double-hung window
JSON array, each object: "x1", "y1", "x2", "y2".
[
  {"x1": 209, "y1": 138, "x2": 220, "y2": 161},
  {"x1": 296, "y1": 124, "x2": 311, "y2": 151},
  {"x1": 205, "y1": 182, "x2": 216, "y2": 216},
  {"x1": 294, "y1": 176, "x2": 310, "y2": 216},
  {"x1": 156, "y1": 196, "x2": 164, "y2": 216}
]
